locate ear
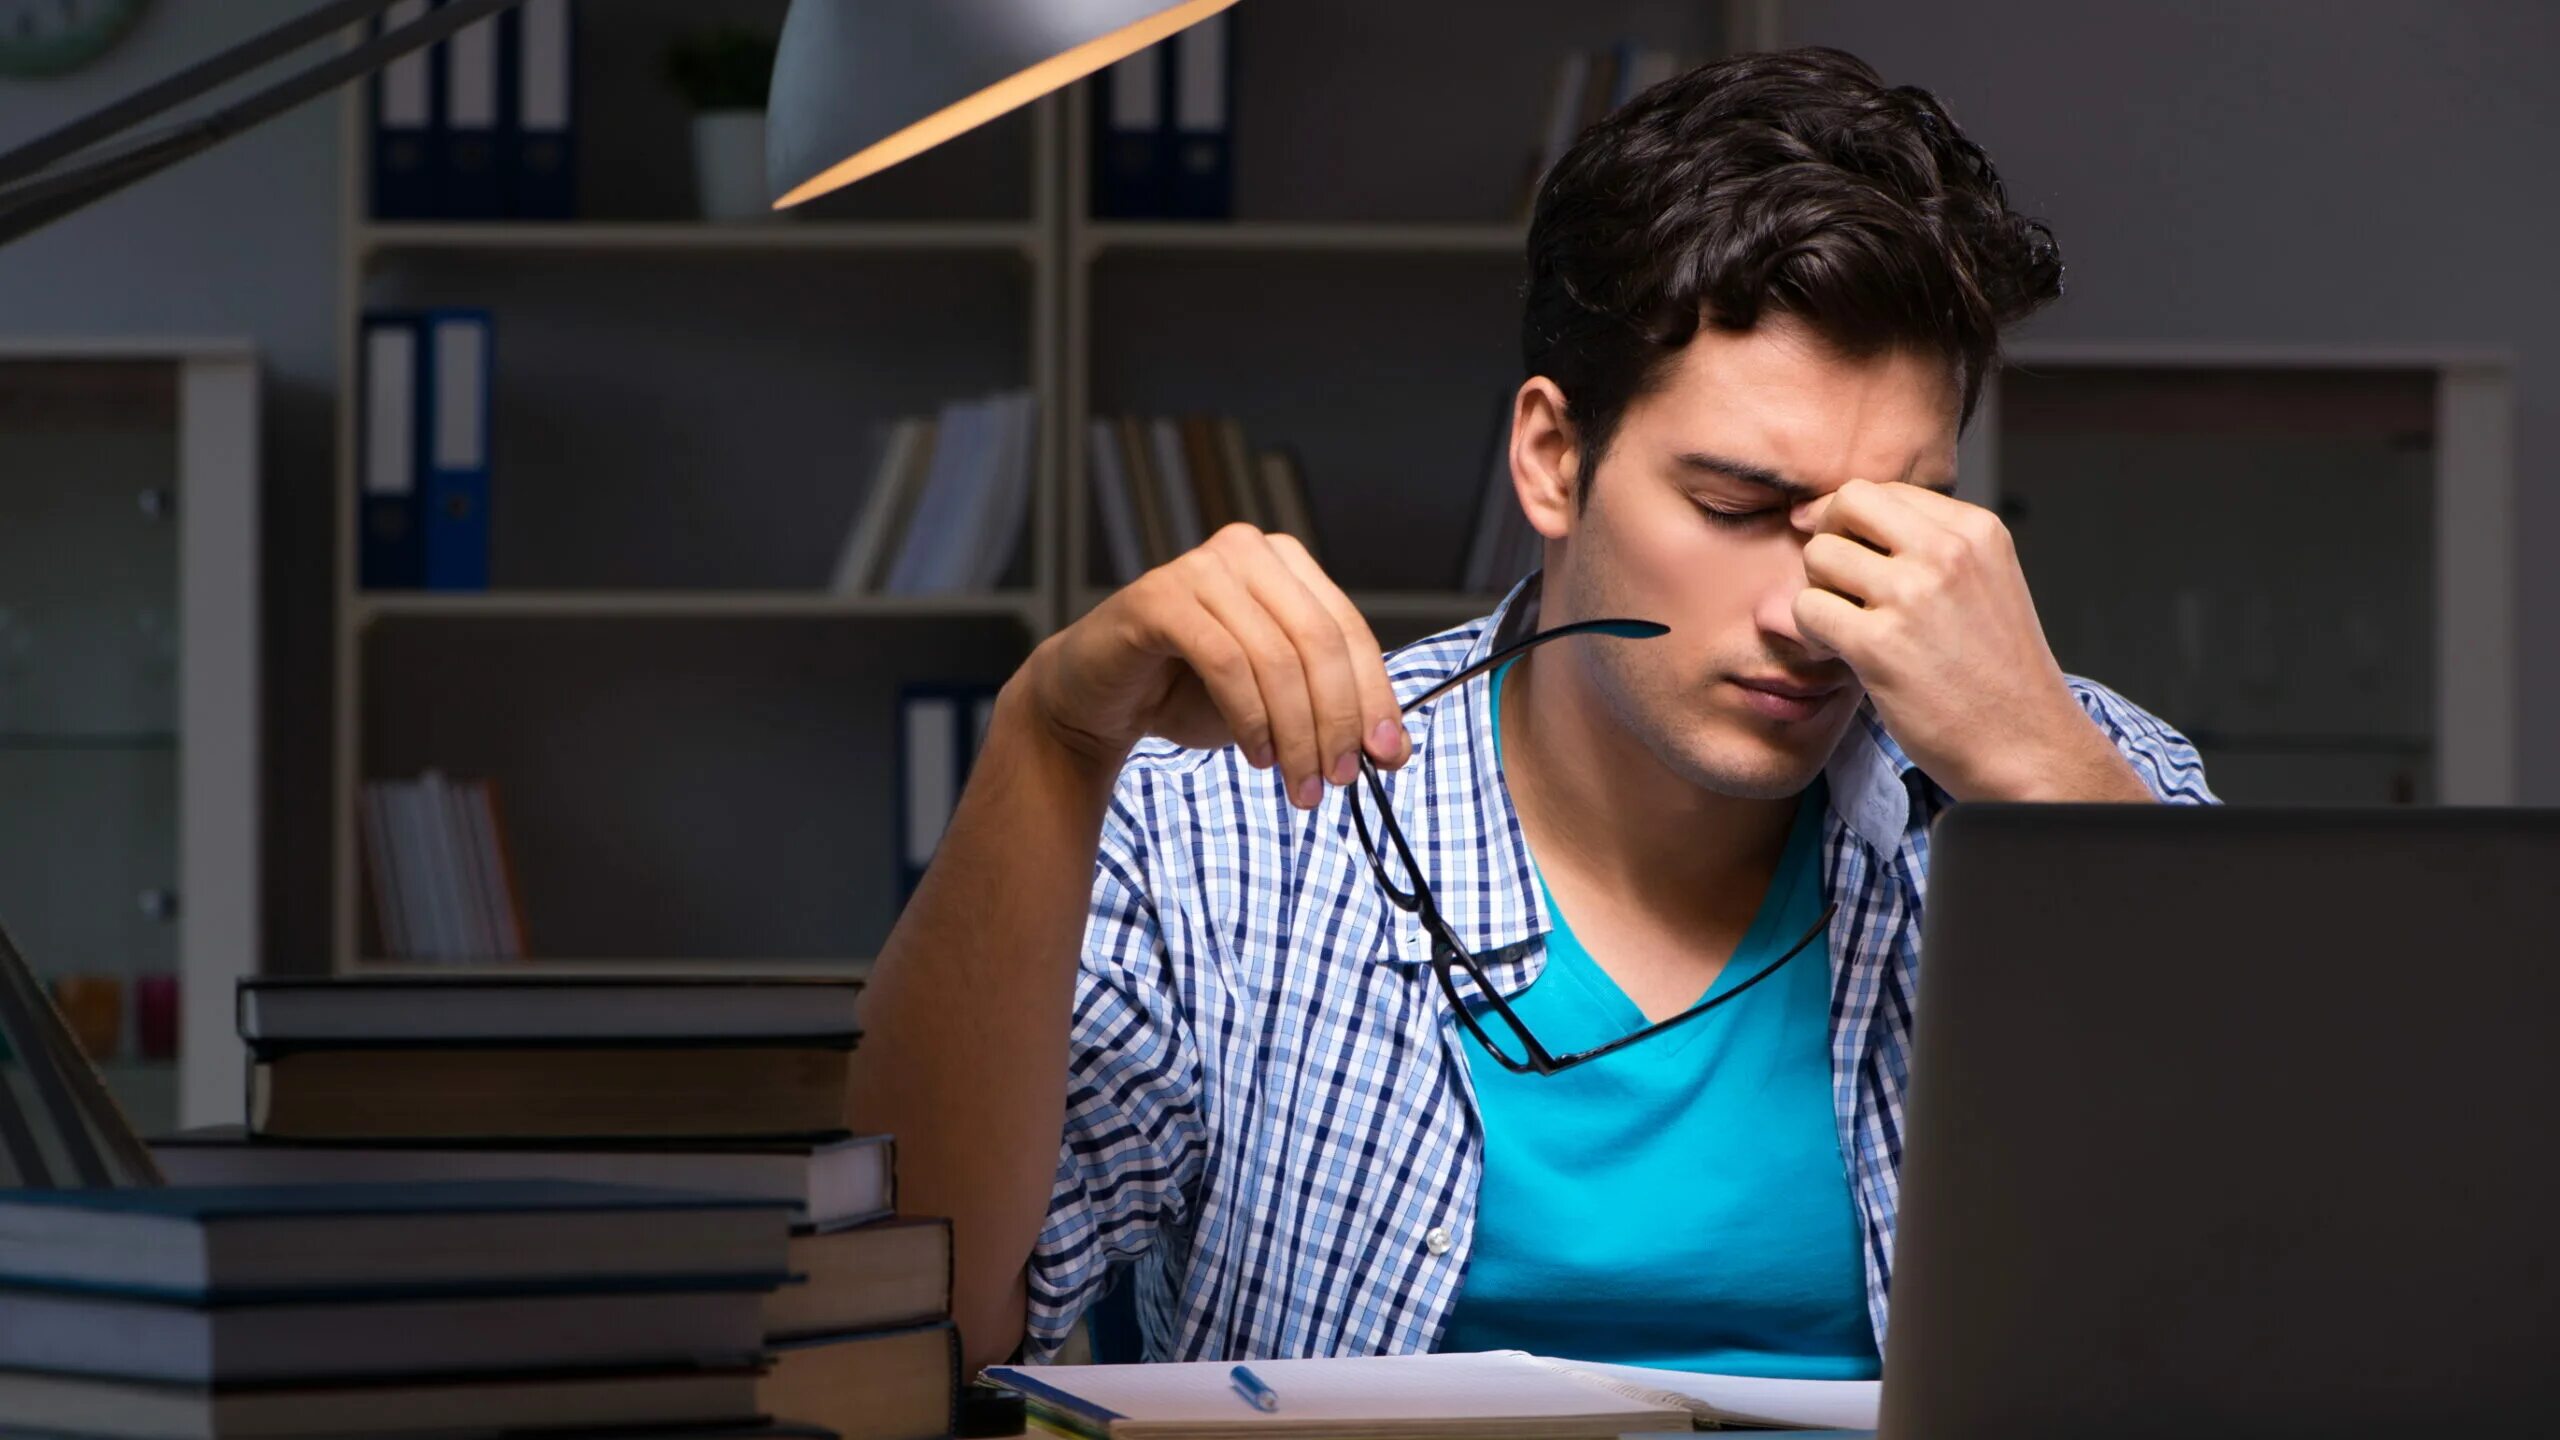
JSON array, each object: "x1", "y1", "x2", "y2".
[{"x1": 1512, "y1": 376, "x2": 1579, "y2": 542}]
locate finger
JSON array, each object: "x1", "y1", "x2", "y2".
[
  {"x1": 1872, "y1": 480, "x2": 1988, "y2": 529},
  {"x1": 1800, "y1": 531, "x2": 1897, "y2": 610},
  {"x1": 1264, "y1": 533, "x2": 1409, "y2": 768},
  {"x1": 1792, "y1": 585, "x2": 1873, "y2": 663},
  {"x1": 1182, "y1": 549, "x2": 1327, "y2": 807},
  {"x1": 1150, "y1": 587, "x2": 1275, "y2": 768},
  {"x1": 1792, "y1": 478, "x2": 1928, "y2": 555},
  {"x1": 1210, "y1": 528, "x2": 1371, "y2": 792}
]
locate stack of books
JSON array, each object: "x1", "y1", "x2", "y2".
[
  {"x1": 829, "y1": 390, "x2": 1040, "y2": 597},
  {"x1": 1084, "y1": 413, "x2": 1320, "y2": 585},
  {"x1": 144, "y1": 973, "x2": 958, "y2": 1440},
  {"x1": 0, "y1": 1179, "x2": 808, "y2": 1438}
]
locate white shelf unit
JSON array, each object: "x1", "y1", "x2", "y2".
[
  {"x1": 328, "y1": 1, "x2": 1725, "y2": 977},
  {"x1": 0, "y1": 339, "x2": 261, "y2": 1129}
]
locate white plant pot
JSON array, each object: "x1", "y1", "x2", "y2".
[{"x1": 691, "y1": 109, "x2": 775, "y2": 222}]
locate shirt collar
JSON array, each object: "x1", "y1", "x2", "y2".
[{"x1": 1377, "y1": 571, "x2": 1919, "y2": 970}]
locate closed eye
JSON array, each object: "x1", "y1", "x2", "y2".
[{"x1": 1696, "y1": 501, "x2": 1782, "y2": 527}]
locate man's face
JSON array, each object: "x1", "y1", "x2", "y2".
[{"x1": 1546, "y1": 315, "x2": 1962, "y2": 800}]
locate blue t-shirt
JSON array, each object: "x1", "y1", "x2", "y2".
[{"x1": 1436, "y1": 661, "x2": 1879, "y2": 1378}]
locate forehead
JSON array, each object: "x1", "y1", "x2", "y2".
[{"x1": 1625, "y1": 315, "x2": 1962, "y2": 491}]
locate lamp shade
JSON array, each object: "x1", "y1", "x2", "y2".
[{"x1": 768, "y1": 0, "x2": 1241, "y2": 211}]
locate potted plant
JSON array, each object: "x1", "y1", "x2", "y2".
[{"x1": 665, "y1": 26, "x2": 781, "y2": 221}]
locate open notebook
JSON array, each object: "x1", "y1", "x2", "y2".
[{"x1": 980, "y1": 1351, "x2": 1880, "y2": 1438}]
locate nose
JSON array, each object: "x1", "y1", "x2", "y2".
[{"x1": 1760, "y1": 545, "x2": 1841, "y2": 665}]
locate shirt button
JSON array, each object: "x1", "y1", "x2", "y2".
[{"x1": 1424, "y1": 1226, "x2": 1453, "y2": 1256}]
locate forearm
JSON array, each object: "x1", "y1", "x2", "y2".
[
  {"x1": 846, "y1": 659, "x2": 1123, "y2": 1371},
  {"x1": 1962, "y1": 714, "x2": 2158, "y2": 803}
]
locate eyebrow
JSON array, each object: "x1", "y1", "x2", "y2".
[{"x1": 1673, "y1": 450, "x2": 1956, "y2": 500}]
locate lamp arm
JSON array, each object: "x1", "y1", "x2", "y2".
[{"x1": 0, "y1": 0, "x2": 524, "y2": 247}]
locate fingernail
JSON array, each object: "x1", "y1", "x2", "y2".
[
  {"x1": 1252, "y1": 741, "x2": 1275, "y2": 769},
  {"x1": 1369, "y1": 718, "x2": 1402, "y2": 758},
  {"x1": 1330, "y1": 751, "x2": 1359, "y2": 786},
  {"x1": 1292, "y1": 775, "x2": 1323, "y2": 809}
]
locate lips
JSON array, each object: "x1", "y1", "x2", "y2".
[{"x1": 1731, "y1": 676, "x2": 1845, "y2": 702}]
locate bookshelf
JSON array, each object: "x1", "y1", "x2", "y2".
[{"x1": 329, "y1": 0, "x2": 1730, "y2": 976}]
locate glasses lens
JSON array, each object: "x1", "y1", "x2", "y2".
[{"x1": 1434, "y1": 953, "x2": 1533, "y2": 1070}]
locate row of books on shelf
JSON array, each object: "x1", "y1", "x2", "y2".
[
  {"x1": 360, "y1": 307, "x2": 494, "y2": 590},
  {"x1": 828, "y1": 391, "x2": 1039, "y2": 596},
  {"x1": 372, "y1": 0, "x2": 578, "y2": 220},
  {"x1": 0, "y1": 972, "x2": 955, "y2": 1440},
  {"x1": 361, "y1": 770, "x2": 526, "y2": 963},
  {"x1": 1516, "y1": 42, "x2": 1711, "y2": 219},
  {"x1": 1091, "y1": 10, "x2": 1234, "y2": 220},
  {"x1": 1085, "y1": 413, "x2": 1321, "y2": 584}
]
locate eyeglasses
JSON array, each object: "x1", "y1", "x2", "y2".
[{"x1": 1349, "y1": 616, "x2": 1839, "y2": 1077}]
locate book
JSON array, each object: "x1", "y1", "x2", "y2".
[
  {"x1": 1254, "y1": 446, "x2": 1321, "y2": 563},
  {"x1": 0, "y1": 1282, "x2": 768, "y2": 1385},
  {"x1": 1166, "y1": 11, "x2": 1234, "y2": 220},
  {"x1": 1214, "y1": 417, "x2": 1265, "y2": 530},
  {"x1": 358, "y1": 315, "x2": 424, "y2": 588},
  {"x1": 767, "y1": 1216, "x2": 950, "y2": 1341},
  {"x1": 978, "y1": 1350, "x2": 1881, "y2": 1438},
  {"x1": 246, "y1": 1041, "x2": 857, "y2": 1142},
  {"x1": 0, "y1": 1180, "x2": 792, "y2": 1303},
  {"x1": 831, "y1": 417, "x2": 933, "y2": 595},
  {"x1": 436, "y1": 0, "x2": 504, "y2": 219},
  {"x1": 368, "y1": 1, "x2": 436, "y2": 219},
  {"x1": 419, "y1": 309, "x2": 493, "y2": 591},
  {"x1": 882, "y1": 395, "x2": 994, "y2": 595},
  {"x1": 0, "y1": 1362, "x2": 765, "y2": 1440},
  {"x1": 1179, "y1": 415, "x2": 1234, "y2": 533},
  {"x1": 964, "y1": 389, "x2": 1040, "y2": 590},
  {"x1": 761, "y1": 1322, "x2": 957, "y2": 1440},
  {"x1": 1117, "y1": 415, "x2": 1171, "y2": 565},
  {"x1": 1090, "y1": 42, "x2": 1168, "y2": 219},
  {"x1": 150, "y1": 1128, "x2": 894, "y2": 1232},
  {"x1": 502, "y1": 0, "x2": 577, "y2": 218},
  {"x1": 237, "y1": 973, "x2": 865, "y2": 1044},
  {"x1": 1148, "y1": 417, "x2": 1205, "y2": 551},
  {"x1": 1087, "y1": 416, "x2": 1147, "y2": 585}
]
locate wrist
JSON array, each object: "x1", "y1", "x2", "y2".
[
  {"x1": 1958, "y1": 714, "x2": 2153, "y2": 804},
  {"x1": 1006, "y1": 639, "x2": 1133, "y2": 787}
]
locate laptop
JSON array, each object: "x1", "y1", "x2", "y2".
[{"x1": 1864, "y1": 803, "x2": 2560, "y2": 1438}]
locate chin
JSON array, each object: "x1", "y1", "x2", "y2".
[{"x1": 1658, "y1": 712, "x2": 1850, "y2": 801}]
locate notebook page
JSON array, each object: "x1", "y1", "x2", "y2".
[
  {"x1": 990, "y1": 1352, "x2": 1691, "y2": 1436},
  {"x1": 1541, "y1": 1358, "x2": 1881, "y2": 1431}
]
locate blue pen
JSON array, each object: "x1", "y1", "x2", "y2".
[{"x1": 1229, "y1": 1363, "x2": 1280, "y2": 1413}]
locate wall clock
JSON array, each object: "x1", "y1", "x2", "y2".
[{"x1": 0, "y1": 0, "x2": 150, "y2": 79}]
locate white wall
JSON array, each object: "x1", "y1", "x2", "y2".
[
  {"x1": 0, "y1": 2, "x2": 341, "y2": 968},
  {"x1": 1784, "y1": 0, "x2": 2559, "y2": 801}
]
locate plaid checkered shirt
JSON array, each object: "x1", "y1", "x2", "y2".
[{"x1": 1024, "y1": 571, "x2": 2218, "y2": 1362}]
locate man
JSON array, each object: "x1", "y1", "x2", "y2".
[{"x1": 850, "y1": 46, "x2": 2215, "y2": 1378}]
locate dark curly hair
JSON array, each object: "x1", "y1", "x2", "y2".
[{"x1": 1523, "y1": 45, "x2": 2063, "y2": 505}]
